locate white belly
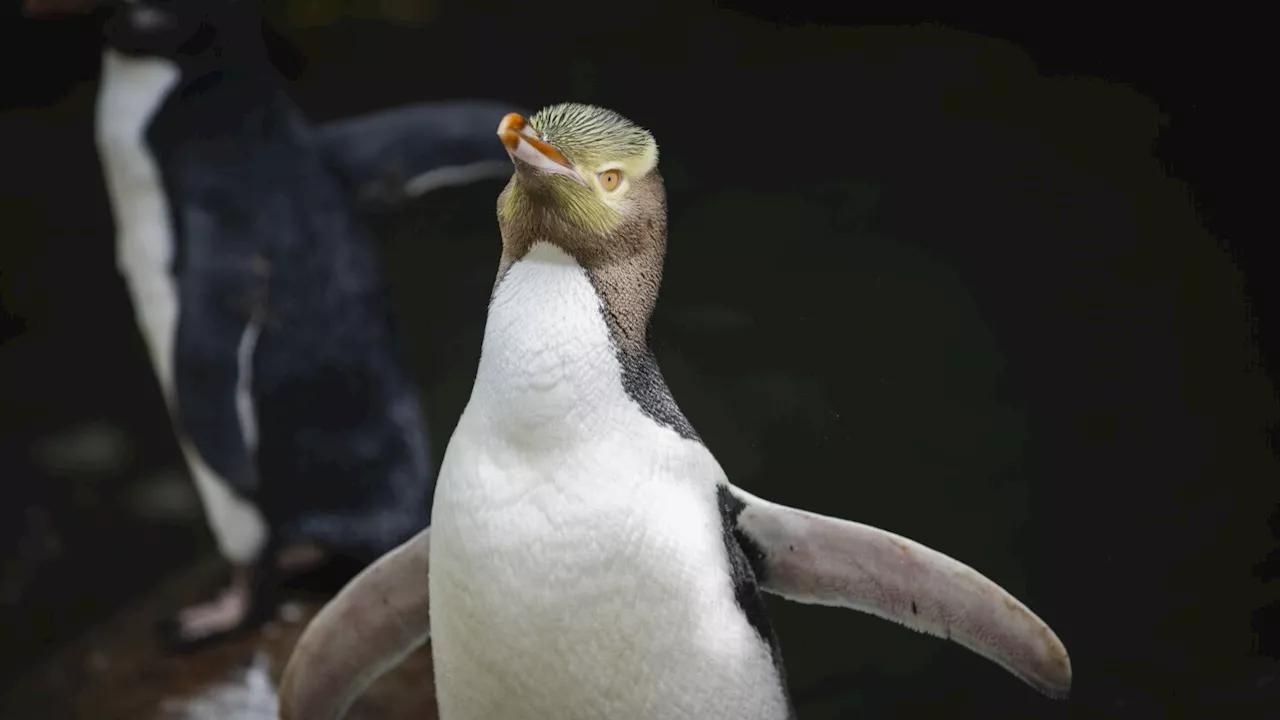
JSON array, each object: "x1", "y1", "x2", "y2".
[
  {"x1": 428, "y1": 244, "x2": 788, "y2": 720},
  {"x1": 95, "y1": 49, "x2": 266, "y2": 564},
  {"x1": 96, "y1": 48, "x2": 183, "y2": 396}
]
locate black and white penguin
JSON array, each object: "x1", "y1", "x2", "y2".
[
  {"x1": 278, "y1": 104, "x2": 1072, "y2": 720},
  {"x1": 23, "y1": 0, "x2": 524, "y2": 650}
]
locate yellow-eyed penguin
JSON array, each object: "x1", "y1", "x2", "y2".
[{"x1": 279, "y1": 104, "x2": 1072, "y2": 720}]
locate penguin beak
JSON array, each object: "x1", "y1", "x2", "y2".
[{"x1": 497, "y1": 113, "x2": 588, "y2": 186}]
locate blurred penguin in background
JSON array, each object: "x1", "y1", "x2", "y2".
[{"x1": 22, "y1": 0, "x2": 524, "y2": 651}]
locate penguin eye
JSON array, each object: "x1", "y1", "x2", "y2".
[{"x1": 598, "y1": 169, "x2": 623, "y2": 192}]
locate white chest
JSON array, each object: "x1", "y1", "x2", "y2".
[
  {"x1": 427, "y1": 243, "x2": 789, "y2": 720},
  {"x1": 470, "y1": 242, "x2": 631, "y2": 448},
  {"x1": 95, "y1": 49, "x2": 182, "y2": 397}
]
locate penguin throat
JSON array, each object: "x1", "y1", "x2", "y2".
[
  {"x1": 96, "y1": 49, "x2": 181, "y2": 182},
  {"x1": 475, "y1": 242, "x2": 635, "y2": 444}
]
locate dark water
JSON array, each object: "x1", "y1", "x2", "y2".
[{"x1": 1, "y1": 2, "x2": 1276, "y2": 718}]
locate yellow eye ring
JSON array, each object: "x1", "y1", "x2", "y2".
[{"x1": 598, "y1": 169, "x2": 622, "y2": 192}]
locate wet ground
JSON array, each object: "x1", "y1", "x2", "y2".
[{"x1": 0, "y1": 556, "x2": 438, "y2": 720}]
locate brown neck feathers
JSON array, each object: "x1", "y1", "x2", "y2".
[{"x1": 495, "y1": 172, "x2": 668, "y2": 353}]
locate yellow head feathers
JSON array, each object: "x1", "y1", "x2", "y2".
[
  {"x1": 497, "y1": 103, "x2": 660, "y2": 234},
  {"x1": 529, "y1": 103, "x2": 659, "y2": 177}
]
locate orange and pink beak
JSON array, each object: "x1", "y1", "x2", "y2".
[{"x1": 497, "y1": 113, "x2": 587, "y2": 186}]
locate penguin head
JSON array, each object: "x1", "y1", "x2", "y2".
[
  {"x1": 100, "y1": 0, "x2": 264, "y2": 66},
  {"x1": 496, "y1": 103, "x2": 666, "y2": 254},
  {"x1": 495, "y1": 103, "x2": 669, "y2": 344}
]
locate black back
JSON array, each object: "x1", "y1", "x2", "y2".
[{"x1": 717, "y1": 484, "x2": 797, "y2": 717}]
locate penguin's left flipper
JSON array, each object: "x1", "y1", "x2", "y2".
[
  {"x1": 723, "y1": 484, "x2": 1073, "y2": 700},
  {"x1": 278, "y1": 528, "x2": 432, "y2": 720},
  {"x1": 316, "y1": 101, "x2": 527, "y2": 213}
]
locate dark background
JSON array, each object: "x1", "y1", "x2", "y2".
[{"x1": 1, "y1": 1, "x2": 1275, "y2": 717}]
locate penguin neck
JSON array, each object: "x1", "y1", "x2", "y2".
[
  {"x1": 494, "y1": 175, "x2": 670, "y2": 354},
  {"x1": 96, "y1": 44, "x2": 297, "y2": 167},
  {"x1": 158, "y1": 59, "x2": 285, "y2": 144},
  {"x1": 474, "y1": 241, "x2": 657, "y2": 446},
  {"x1": 95, "y1": 49, "x2": 180, "y2": 184}
]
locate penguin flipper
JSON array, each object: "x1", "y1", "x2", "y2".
[
  {"x1": 723, "y1": 485, "x2": 1073, "y2": 700},
  {"x1": 279, "y1": 527, "x2": 432, "y2": 720},
  {"x1": 315, "y1": 101, "x2": 525, "y2": 213}
]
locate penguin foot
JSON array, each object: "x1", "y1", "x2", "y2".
[
  {"x1": 156, "y1": 545, "x2": 364, "y2": 653},
  {"x1": 157, "y1": 567, "x2": 272, "y2": 654}
]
